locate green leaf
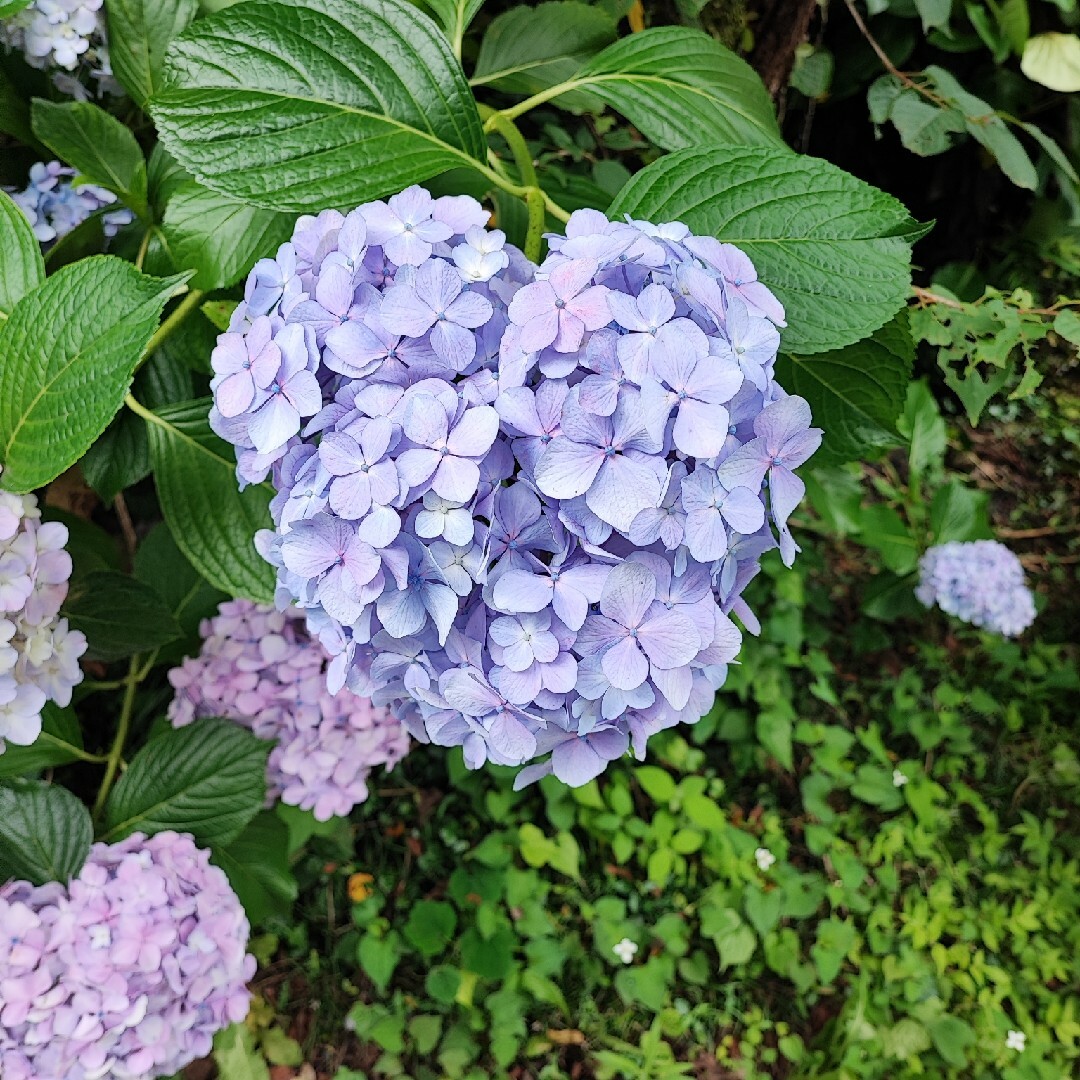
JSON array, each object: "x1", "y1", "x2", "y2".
[
  {"x1": 899, "y1": 380, "x2": 946, "y2": 483},
  {"x1": 103, "y1": 717, "x2": 269, "y2": 845},
  {"x1": 359, "y1": 930, "x2": 403, "y2": 991},
  {"x1": 858, "y1": 505, "x2": 920, "y2": 575},
  {"x1": 811, "y1": 916, "x2": 855, "y2": 983},
  {"x1": 0, "y1": 704, "x2": 84, "y2": 780},
  {"x1": 460, "y1": 926, "x2": 515, "y2": 979},
  {"x1": 0, "y1": 0, "x2": 32, "y2": 13},
  {"x1": 404, "y1": 900, "x2": 458, "y2": 957},
  {"x1": 30, "y1": 99, "x2": 149, "y2": 218},
  {"x1": 0, "y1": 779, "x2": 92, "y2": 885},
  {"x1": 914, "y1": 0, "x2": 951, "y2": 32},
  {"x1": 929, "y1": 480, "x2": 992, "y2": 544},
  {"x1": 0, "y1": 190, "x2": 45, "y2": 319},
  {"x1": 63, "y1": 569, "x2": 183, "y2": 662},
  {"x1": 1017, "y1": 120, "x2": 1079, "y2": 186},
  {"x1": 162, "y1": 183, "x2": 293, "y2": 291},
  {"x1": 0, "y1": 257, "x2": 187, "y2": 493},
  {"x1": 610, "y1": 146, "x2": 921, "y2": 355},
  {"x1": 141, "y1": 398, "x2": 276, "y2": 602},
  {"x1": 927, "y1": 1014, "x2": 976, "y2": 1068},
  {"x1": 1022, "y1": 32, "x2": 1080, "y2": 92},
  {"x1": 105, "y1": 0, "x2": 199, "y2": 107},
  {"x1": 775, "y1": 315, "x2": 914, "y2": 463},
  {"x1": 472, "y1": 2, "x2": 617, "y2": 111},
  {"x1": 152, "y1": 0, "x2": 487, "y2": 212},
  {"x1": 214, "y1": 1023, "x2": 271, "y2": 1080},
  {"x1": 416, "y1": 0, "x2": 486, "y2": 53},
  {"x1": 555, "y1": 27, "x2": 782, "y2": 152},
  {"x1": 212, "y1": 812, "x2": 298, "y2": 925},
  {"x1": 1053, "y1": 307, "x2": 1080, "y2": 344},
  {"x1": 705, "y1": 907, "x2": 757, "y2": 968}
]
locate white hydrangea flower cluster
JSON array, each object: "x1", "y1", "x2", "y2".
[{"x1": 0, "y1": 479, "x2": 87, "y2": 754}]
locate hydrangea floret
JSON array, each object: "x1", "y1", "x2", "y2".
[
  {"x1": 168, "y1": 599, "x2": 410, "y2": 821},
  {"x1": 6, "y1": 161, "x2": 132, "y2": 244},
  {"x1": 0, "y1": 477, "x2": 87, "y2": 754},
  {"x1": 916, "y1": 539, "x2": 1036, "y2": 637},
  {"x1": 0, "y1": 830, "x2": 254, "y2": 1080},
  {"x1": 210, "y1": 187, "x2": 822, "y2": 787}
]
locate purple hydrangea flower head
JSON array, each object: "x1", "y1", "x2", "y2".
[
  {"x1": 0, "y1": 831, "x2": 254, "y2": 1080},
  {"x1": 0, "y1": 478, "x2": 86, "y2": 755},
  {"x1": 916, "y1": 540, "x2": 1036, "y2": 637},
  {"x1": 169, "y1": 599, "x2": 409, "y2": 819},
  {"x1": 212, "y1": 192, "x2": 820, "y2": 785},
  {"x1": 5, "y1": 160, "x2": 132, "y2": 244}
]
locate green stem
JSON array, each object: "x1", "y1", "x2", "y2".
[
  {"x1": 142, "y1": 287, "x2": 205, "y2": 359},
  {"x1": 476, "y1": 163, "x2": 571, "y2": 224},
  {"x1": 482, "y1": 108, "x2": 539, "y2": 189},
  {"x1": 91, "y1": 655, "x2": 140, "y2": 820},
  {"x1": 524, "y1": 187, "x2": 546, "y2": 264},
  {"x1": 135, "y1": 227, "x2": 152, "y2": 272},
  {"x1": 490, "y1": 80, "x2": 585, "y2": 125}
]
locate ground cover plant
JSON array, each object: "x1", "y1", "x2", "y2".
[{"x1": 0, "y1": 0, "x2": 1077, "y2": 1076}]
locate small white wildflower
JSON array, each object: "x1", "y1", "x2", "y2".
[
  {"x1": 1006, "y1": 1030, "x2": 1026, "y2": 1052},
  {"x1": 892, "y1": 768, "x2": 909, "y2": 787},
  {"x1": 612, "y1": 938, "x2": 638, "y2": 964},
  {"x1": 755, "y1": 847, "x2": 776, "y2": 872}
]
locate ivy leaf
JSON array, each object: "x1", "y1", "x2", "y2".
[
  {"x1": 0, "y1": 779, "x2": 93, "y2": 885},
  {"x1": 416, "y1": 0, "x2": 486, "y2": 54},
  {"x1": 472, "y1": 2, "x2": 617, "y2": 111},
  {"x1": 0, "y1": 704, "x2": 84, "y2": 780},
  {"x1": 161, "y1": 182, "x2": 293, "y2": 291},
  {"x1": 141, "y1": 398, "x2": 275, "y2": 602},
  {"x1": 212, "y1": 812, "x2": 298, "y2": 925},
  {"x1": 610, "y1": 146, "x2": 922, "y2": 355},
  {"x1": 152, "y1": 0, "x2": 487, "y2": 212},
  {"x1": 30, "y1": 99, "x2": 150, "y2": 218},
  {"x1": 63, "y1": 569, "x2": 183, "y2": 662},
  {"x1": 559, "y1": 27, "x2": 782, "y2": 151},
  {"x1": 0, "y1": 257, "x2": 188, "y2": 493},
  {"x1": 775, "y1": 314, "x2": 914, "y2": 464},
  {"x1": 0, "y1": 190, "x2": 45, "y2": 319},
  {"x1": 105, "y1": 0, "x2": 199, "y2": 107},
  {"x1": 102, "y1": 717, "x2": 269, "y2": 846}
]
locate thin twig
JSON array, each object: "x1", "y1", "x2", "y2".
[
  {"x1": 113, "y1": 492, "x2": 138, "y2": 561},
  {"x1": 998, "y1": 524, "x2": 1080, "y2": 539}
]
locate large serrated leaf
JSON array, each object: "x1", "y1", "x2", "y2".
[
  {"x1": 162, "y1": 182, "x2": 293, "y2": 291},
  {"x1": 0, "y1": 189, "x2": 45, "y2": 319},
  {"x1": 102, "y1": 717, "x2": 269, "y2": 846},
  {"x1": 0, "y1": 779, "x2": 93, "y2": 884},
  {"x1": 0, "y1": 257, "x2": 188, "y2": 493},
  {"x1": 141, "y1": 398, "x2": 276, "y2": 602},
  {"x1": 0, "y1": 704, "x2": 84, "y2": 780},
  {"x1": 416, "y1": 0, "x2": 486, "y2": 54},
  {"x1": 609, "y1": 146, "x2": 921, "y2": 355},
  {"x1": 212, "y1": 812, "x2": 298, "y2": 925},
  {"x1": 775, "y1": 315, "x2": 914, "y2": 465},
  {"x1": 553, "y1": 27, "x2": 782, "y2": 151},
  {"x1": 105, "y1": 0, "x2": 199, "y2": 107},
  {"x1": 151, "y1": 0, "x2": 487, "y2": 212}
]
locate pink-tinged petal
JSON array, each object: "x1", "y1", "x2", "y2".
[
  {"x1": 501, "y1": 638, "x2": 535, "y2": 671},
  {"x1": 637, "y1": 282, "x2": 676, "y2": 326},
  {"x1": 551, "y1": 581, "x2": 588, "y2": 631},
  {"x1": 566, "y1": 285, "x2": 611, "y2": 331},
  {"x1": 562, "y1": 563, "x2": 611, "y2": 601},
  {"x1": 716, "y1": 438, "x2": 769, "y2": 490},
  {"x1": 328, "y1": 474, "x2": 372, "y2": 520},
  {"x1": 380, "y1": 285, "x2": 436, "y2": 337},
  {"x1": 551, "y1": 309, "x2": 586, "y2": 353},
  {"x1": 650, "y1": 663, "x2": 693, "y2": 709},
  {"x1": 248, "y1": 394, "x2": 299, "y2": 453},
  {"x1": 447, "y1": 405, "x2": 499, "y2": 457},
  {"x1": 447, "y1": 290, "x2": 493, "y2": 329},
  {"x1": 578, "y1": 374, "x2": 620, "y2": 416},
  {"x1": 368, "y1": 460, "x2": 400, "y2": 506},
  {"x1": 495, "y1": 387, "x2": 541, "y2": 435},
  {"x1": 534, "y1": 439, "x2": 604, "y2": 499},
  {"x1": 531, "y1": 631, "x2": 560, "y2": 665},
  {"x1": 601, "y1": 635, "x2": 649, "y2": 690},
  {"x1": 606, "y1": 290, "x2": 649, "y2": 332},
  {"x1": 359, "y1": 416, "x2": 394, "y2": 462},
  {"x1": 314, "y1": 262, "x2": 354, "y2": 316},
  {"x1": 415, "y1": 258, "x2": 462, "y2": 310},
  {"x1": 686, "y1": 359, "x2": 743, "y2": 405},
  {"x1": 684, "y1": 508, "x2": 728, "y2": 563},
  {"x1": 431, "y1": 319, "x2": 476, "y2": 369},
  {"x1": 282, "y1": 369, "x2": 322, "y2": 416},
  {"x1": 281, "y1": 532, "x2": 335, "y2": 578},
  {"x1": 518, "y1": 308, "x2": 561, "y2": 353},
  {"x1": 548, "y1": 258, "x2": 597, "y2": 300},
  {"x1": 249, "y1": 341, "x2": 282, "y2": 387},
  {"x1": 639, "y1": 608, "x2": 698, "y2": 669},
  {"x1": 319, "y1": 431, "x2": 362, "y2": 475},
  {"x1": 767, "y1": 466, "x2": 805, "y2": 532},
  {"x1": 721, "y1": 485, "x2": 766, "y2": 534},
  {"x1": 395, "y1": 447, "x2": 440, "y2": 488},
  {"x1": 599, "y1": 561, "x2": 655, "y2": 627},
  {"x1": 575, "y1": 613, "x2": 626, "y2": 654},
  {"x1": 384, "y1": 229, "x2": 433, "y2": 266},
  {"x1": 508, "y1": 280, "x2": 556, "y2": 325},
  {"x1": 586, "y1": 454, "x2": 662, "y2": 534},
  {"x1": 779, "y1": 427, "x2": 823, "y2": 469},
  {"x1": 495, "y1": 664, "x2": 543, "y2": 705},
  {"x1": 403, "y1": 394, "x2": 449, "y2": 447},
  {"x1": 551, "y1": 738, "x2": 603, "y2": 786},
  {"x1": 673, "y1": 400, "x2": 727, "y2": 458},
  {"x1": 492, "y1": 569, "x2": 553, "y2": 613},
  {"x1": 432, "y1": 455, "x2": 480, "y2": 502},
  {"x1": 215, "y1": 371, "x2": 255, "y2": 418},
  {"x1": 361, "y1": 201, "x2": 403, "y2": 244},
  {"x1": 541, "y1": 651, "x2": 577, "y2": 693},
  {"x1": 740, "y1": 279, "x2": 786, "y2": 325},
  {"x1": 440, "y1": 668, "x2": 501, "y2": 715},
  {"x1": 753, "y1": 395, "x2": 812, "y2": 454},
  {"x1": 487, "y1": 713, "x2": 537, "y2": 765},
  {"x1": 325, "y1": 320, "x2": 387, "y2": 375}
]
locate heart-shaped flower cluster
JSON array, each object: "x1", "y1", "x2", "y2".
[
  {"x1": 0, "y1": 831, "x2": 254, "y2": 1080},
  {"x1": 211, "y1": 186, "x2": 821, "y2": 787},
  {"x1": 167, "y1": 599, "x2": 410, "y2": 820}
]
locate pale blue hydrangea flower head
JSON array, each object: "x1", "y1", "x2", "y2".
[
  {"x1": 212, "y1": 188, "x2": 822, "y2": 786},
  {"x1": 916, "y1": 539, "x2": 1036, "y2": 637},
  {"x1": 5, "y1": 161, "x2": 132, "y2": 244},
  {"x1": 0, "y1": 831, "x2": 254, "y2": 1080}
]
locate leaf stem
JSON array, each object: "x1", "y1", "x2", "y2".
[
  {"x1": 91, "y1": 655, "x2": 141, "y2": 821},
  {"x1": 482, "y1": 107, "x2": 539, "y2": 189},
  {"x1": 134, "y1": 227, "x2": 152, "y2": 272},
  {"x1": 488, "y1": 80, "x2": 584, "y2": 125},
  {"x1": 142, "y1": 287, "x2": 205, "y2": 360},
  {"x1": 524, "y1": 187, "x2": 546, "y2": 264}
]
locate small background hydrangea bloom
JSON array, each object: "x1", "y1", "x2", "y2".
[
  {"x1": 916, "y1": 539, "x2": 1036, "y2": 637},
  {"x1": 210, "y1": 187, "x2": 821, "y2": 787},
  {"x1": 0, "y1": 477, "x2": 86, "y2": 754},
  {"x1": 0, "y1": 830, "x2": 254, "y2": 1080},
  {"x1": 5, "y1": 160, "x2": 132, "y2": 244},
  {"x1": 0, "y1": 0, "x2": 116, "y2": 98},
  {"x1": 168, "y1": 599, "x2": 410, "y2": 821}
]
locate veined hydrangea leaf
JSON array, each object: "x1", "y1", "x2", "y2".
[
  {"x1": 536, "y1": 27, "x2": 783, "y2": 151},
  {"x1": 0, "y1": 779, "x2": 92, "y2": 885},
  {"x1": 774, "y1": 314, "x2": 914, "y2": 465},
  {"x1": 0, "y1": 704, "x2": 84, "y2": 781},
  {"x1": 416, "y1": 0, "x2": 486, "y2": 56},
  {"x1": 151, "y1": 0, "x2": 488, "y2": 212},
  {"x1": 609, "y1": 146, "x2": 924, "y2": 355},
  {"x1": 139, "y1": 397, "x2": 276, "y2": 603},
  {"x1": 162, "y1": 182, "x2": 294, "y2": 291},
  {"x1": 30, "y1": 99, "x2": 150, "y2": 219},
  {"x1": 471, "y1": 2, "x2": 617, "y2": 112},
  {"x1": 0, "y1": 257, "x2": 188, "y2": 493},
  {"x1": 212, "y1": 812, "x2": 298, "y2": 925},
  {"x1": 0, "y1": 189, "x2": 45, "y2": 319},
  {"x1": 102, "y1": 718, "x2": 269, "y2": 847},
  {"x1": 105, "y1": 0, "x2": 199, "y2": 107}
]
